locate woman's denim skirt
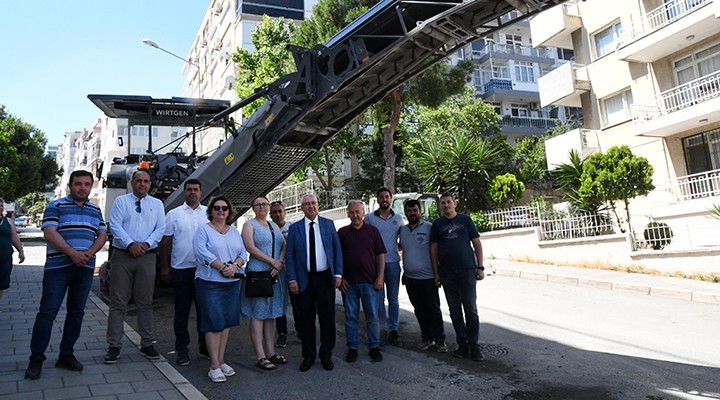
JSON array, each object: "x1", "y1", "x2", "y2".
[{"x1": 195, "y1": 278, "x2": 240, "y2": 333}]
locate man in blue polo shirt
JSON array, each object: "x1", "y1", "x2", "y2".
[
  {"x1": 363, "y1": 187, "x2": 403, "y2": 345},
  {"x1": 338, "y1": 200, "x2": 386, "y2": 363},
  {"x1": 25, "y1": 170, "x2": 108, "y2": 380}
]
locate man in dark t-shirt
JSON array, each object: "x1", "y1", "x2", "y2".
[
  {"x1": 338, "y1": 200, "x2": 386, "y2": 364},
  {"x1": 430, "y1": 193, "x2": 485, "y2": 362}
]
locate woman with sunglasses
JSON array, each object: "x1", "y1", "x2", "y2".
[
  {"x1": 240, "y1": 196, "x2": 287, "y2": 370},
  {"x1": 193, "y1": 196, "x2": 247, "y2": 383}
]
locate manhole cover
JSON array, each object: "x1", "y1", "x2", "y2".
[{"x1": 481, "y1": 344, "x2": 510, "y2": 359}]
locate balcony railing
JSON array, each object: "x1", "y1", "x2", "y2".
[
  {"x1": 473, "y1": 43, "x2": 555, "y2": 59},
  {"x1": 484, "y1": 78, "x2": 512, "y2": 92},
  {"x1": 632, "y1": 70, "x2": 720, "y2": 123},
  {"x1": 501, "y1": 116, "x2": 559, "y2": 130},
  {"x1": 619, "y1": 0, "x2": 710, "y2": 46},
  {"x1": 670, "y1": 168, "x2": 720, "y2": 202}
]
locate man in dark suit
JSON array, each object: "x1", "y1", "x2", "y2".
[{"x1": 286, "y1": 193, "x2": 343, "y2": 372}]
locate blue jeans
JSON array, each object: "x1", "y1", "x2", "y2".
[
  {"x1": 439, "y1": 269, "x2": 479, "y2": 350},
  {"x1": 343, "y1": 283, "x2": 380, "y2": 350},
  {"x1": 172, "y1": 268, "x2": 206, "y2": 352},
  {"x1": 29, "y1": 266, "x2": 94, "y2": 362},
  {"x1": 377, "y1": 261, "x2": 400, "y2": 331}
]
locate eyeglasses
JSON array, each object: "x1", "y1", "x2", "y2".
[
  {"x1": 213, "y1": 205, "x2": 229, "y2": 212},
  {"x1": 253, "y1": 203, "x2": 270, "y2": 208},
  {"x1": 302, "y1": 201, "x2": 318, "y2": 207},
  {"x1": 135, "y1": 200, "x2": 141, "y2": 213}
]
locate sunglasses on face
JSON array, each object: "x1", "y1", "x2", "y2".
[
  {"x1": 135, "y1": 200, "x2": 141, "y2": 213},
  {"x1": 213, "y1": 205, "x2": 229, "y2": 212}
]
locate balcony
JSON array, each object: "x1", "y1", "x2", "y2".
[
  {"x1": 617, "y1": 0, "x2": 717, "y2": 63},
  {"x1": 528, "y1": 0, "x2": 581, "y2": 49},
  {"x1": 538, "y1": 61, "x2": 589, "y2": 107},
  {"x1": 632, "y1": 70, "x2": 720, "y2": 137},
  {"x1": 657, "y1": 168, "x2": 720, "y2": 202},
  {"x1": 473, "y1": 43, "x2": 556, "y2": 64},
  {"x1": 501, "y1": 116, "x2": 559, "y2": 134},
  {"x1": 545, "y1": 128, "x2": 601, "y2": 170},
  {"x1": 484, "y1": 79, "x2": 512, "y2": 91}
]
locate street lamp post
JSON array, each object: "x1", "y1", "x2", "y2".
[{"x1": 142, "y1": 38, "x2": 202, "y2": 99}]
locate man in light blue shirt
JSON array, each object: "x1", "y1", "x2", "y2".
[
  {"x1": 363, "y1": 187, "x2": 403, "y2": 345},
  {"x1": 104, "y1": 169, "x2": 166, "y2": 364}
]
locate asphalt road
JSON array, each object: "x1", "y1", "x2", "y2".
[{"x1": 90, "y1": 265, "x2": 720, "y2": 400}]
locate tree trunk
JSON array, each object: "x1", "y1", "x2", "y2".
[{"x1": 382, "y1": 89, "x2": 404, "y2": 191}]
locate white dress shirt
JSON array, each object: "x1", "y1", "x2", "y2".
[
  {"x1": 164, "y1": 203, "x2": 208, "y2": 269},
  {"x1": 305, "y1": 217, "x2": 328, "y2": 272}
]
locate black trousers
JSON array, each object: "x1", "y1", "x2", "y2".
[
  {"x1": 404, "y1": 276, "x2": 445, "y2": 342},
  {"x1": 298, "y1": 270, "x2": 335, "y2": 360}
]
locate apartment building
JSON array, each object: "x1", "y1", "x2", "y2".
[
  {"x1": 530, "y1": 0, "x2": 720, "y2": 248},
  {"x1": 451, "y1": 10, "x2": 581, "y2": 145}
]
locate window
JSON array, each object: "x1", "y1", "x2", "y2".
[
  {"x1": 505, "y1": 34, "x2": 522, "y2": 47},
  {"x1": 593, "y1": 22, "x2": 621, "y2": 59},
  {"x1": 601, "y1": 90, "x2": 633, "y2": 126},
  {"x1": 673, "y1": 42, "x2": 720, "y2": 85},
  {"x1": 514, "y1": 61, "x2": 535, "y2": 82},
  {"x1": 510, "y1": 104, "x2": 529, "y2": 117},
  {"x1": 556, "y1": 48, "x2": 574, "y2": 61}
]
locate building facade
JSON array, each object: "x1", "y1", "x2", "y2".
[{"x1": 531, "y1": 0, "x2": 720, "y2": 248}]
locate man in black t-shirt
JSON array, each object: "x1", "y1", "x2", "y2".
[{"x1": 430, "y1": 193, "x2": 485, "y2": 361}]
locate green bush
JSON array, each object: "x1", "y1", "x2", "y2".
[{"x1": 470, "y1": 211, "x2": 491, "y2": 232}]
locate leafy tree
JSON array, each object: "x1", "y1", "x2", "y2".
[
  {"x1": 551, "y1": 149, "x2": 600, "y2": 211},
  {"x1": 514, "y1": 136, "x2": 549, "y2": 185},
  {"x1": 232, "y1": 15, "x2": 296, "y2": 118},
  {"x1": 19, "y1": 191, "x2": 49, "y2": 223},
  {"x1": 0, "y1": 106, "x2": 60, "y2": 200},
  {"x1": 488, "y1": 173, "x2": 525, "y2": 208},
  {"x1": 578, "y1": 145, "x2": 654, "y2": 236}
]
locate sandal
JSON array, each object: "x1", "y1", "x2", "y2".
[
  {"x1": 255, "y1": 358, "x2": 276, "y2": 370},
  {"x1": 268, "y1": 353, "x2": 287, "y2": 364},
  {"x1": 220, "y1": 363, "x2": 235, "y2": 376},
  {"x1": 208, "y1": 368, "x2": 226, "y2": 382}
]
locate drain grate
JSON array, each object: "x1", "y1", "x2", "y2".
[{"x1": 481, "y1": 344, "x2": 510, "y2": 359}]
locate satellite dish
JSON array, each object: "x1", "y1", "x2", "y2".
[{"x1": 225, "y1": 75, "x2": 236, "y2": 91}]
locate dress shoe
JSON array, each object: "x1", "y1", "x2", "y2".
[
  {"x1": 299, "y1": 357, "x2": 314, "y2": 372},
  {"x1": 345, "y1": 348, "x2": 358, "y2": 363},
  {"x1": 321, "y1": 357, "x2": 334, "y2": 371},
  {"x1": 104, "y1": 347, "x2": 120, "y2": 364},
  {"x1": 140, "y1": 345, "x2": 161, "y2": 360},
  {"x1": 56, "y1": 355, "x2": 83, "y2": 371},
  {"x1": 368, "y1": 347, "x2": 383, "y2": 363},
  {"x1": 24, "y1": 361, "x2": 42, "y2": 380}
]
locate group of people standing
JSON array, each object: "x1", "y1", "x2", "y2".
[{"x1": 18, "y1": 168, "x2": 486, "y2": 383}]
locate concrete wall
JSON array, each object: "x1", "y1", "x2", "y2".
[{"x1": 481, "y1": 227, "x2": 720, "y2": 275}]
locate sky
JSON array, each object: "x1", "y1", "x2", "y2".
[{"x1": 0, "y1": 1, "x2": 211, "y2": 146}]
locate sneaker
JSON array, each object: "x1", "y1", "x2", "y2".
[
  {"x1": 104, "y1": 347, "x2": 120, "y2": 364},
  {"x1": 140, "y1": 345, "x2": 161, "y2": 360},
  {"x1": 453, "y1": 344, "x2": 469, "y2": 359},
  {"x1": 345, "y1": 348, "x2": 358, "y2": 363},
  {"x1": 435, "y1": 341, "x2": 449, "y2": 353},
  {"x1": 24, "y1": 361, "x2": 42, "y2": 380},
  {"x1": 387, "y1": 330, "x2": 399, "y2": 345},
  {"x1": 469, "y1": 348, "x2": 484, "y2": 362},
  {"x1": 198, "y1": 348, "x2": 211, "y2": 360},
  {"x1": 55, "y1": 355, "x2": 83, "y2": 371},
  {"x1": 368, "y1": 347, "x2": 383, "y2": 363},
  {"x1": 276, "y1": 333, "x2": 288, "y2": 348},
  {"x1": 417, "y1": 339, "x2": 434, "y2": 350},
  {"x1": 176, "y1": 350, "x2": 190, "y2": 366}
]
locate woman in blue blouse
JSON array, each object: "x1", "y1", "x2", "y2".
[{"x1": 193, "y1": 196, "x2": 247, "y2": 383}]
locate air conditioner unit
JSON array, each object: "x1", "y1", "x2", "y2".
[
  {"x1": 213, "y1": 38, "x2": 223, "y2": 51},
  {"x1": 529, "y1": 102, "x2": 539, "y2": 110},
  {"x1": 201, "y1": 39, "x2": 207, "y2": 48},
  {"x1": 213, "y1": 2, "x2": 224, "y2": 15}
]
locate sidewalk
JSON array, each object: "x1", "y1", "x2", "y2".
[{"x1": 1, "y1": 232, "x2": 206, "y2": 400}]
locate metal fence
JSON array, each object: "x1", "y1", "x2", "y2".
[{"x1": 538, "y1": 212, "x2": 615, "y2": 241}]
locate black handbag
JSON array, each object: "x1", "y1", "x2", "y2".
[
  {"x1": 245, "y1": 221, "x2": 278, "y2": 298},
  {"x1": 245, "y1": 270, "x2": 274, "y2": 297}
]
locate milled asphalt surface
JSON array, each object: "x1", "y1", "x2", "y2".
[{"x1": 1, "y1": 228, "x2": 718, "y2": 400}]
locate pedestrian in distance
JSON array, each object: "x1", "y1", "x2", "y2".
[
  {"x1": 0, "y1": 198, "x2": 25, "y2": 303},
  {"x1": 269, "y1": 200, "x2": 301, "y2": 348},
  {"x1": 286, "y1": 193, "x2": 343, "y2": 372},
  {"x1": 240, "y1": 196, "x2": 288, "y2": 371},
  {"x1": 430, "y1": 193, "x2": 485, "y2": 362},
  {"x1": 193, "y1": 196, "x2": 247, "y2": 383},
  {"x1": 398, "y1": 199, "x2": 447, "y2": 353},
  {"x1": 364, "y1": 187, "x2": 403, "y2": 345},
  {"x1": 24, "y1": 170, "x2": 107, "y2": 380},
  {"x1": 104, "y1": 169, "x2": 166, "y2": 364},
  {"x1": 338, "y1": 200, "x2": 386, "y2": 363},
  {"x1": 159, "y1": 178, "x2": 209, "y2": 366}
]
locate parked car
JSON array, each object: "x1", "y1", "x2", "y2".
[{"x1": 14, "y1": 215, "x2": 31, "y2": 227}]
